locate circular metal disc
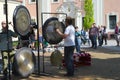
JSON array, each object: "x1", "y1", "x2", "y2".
[
  {"x1": 50, "y1": 50, "x2": 62, "y2": 66},
  {"x1": 43, "y1": 17, "x2": 65, "y2": 44},
  {"x1": 13, "y1": 47, "x2": 35, "y2": 77},
  {"x1": 13, "y1": 5, "x2": 31, "y2": 36}
]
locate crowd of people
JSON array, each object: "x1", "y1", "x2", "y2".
[
  {"x1": 74, "y1": 22, "x2": 120, "y2": 53},
  {"x1": 74, "y1": 23, "x2": 108, "y2": 51}
]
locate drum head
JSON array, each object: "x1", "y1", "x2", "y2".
[
  {"x1": 43, "y1": 17, "x2": 65, "y2": 44},
  {"x1": 12, "y1": 47, "x2": 35, "y2": 77},
  {"x1": 13, "y1": 5, "x2": 31, "y2": 36}
]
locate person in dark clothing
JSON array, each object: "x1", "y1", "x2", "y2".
[
  {"x1": 0, "y1": 21, "x2": 17, "y2": 80},
  {"x1": 29, "y1": 26, "x2": 36, "y2": 49},
  {"x1": 102, "y1": 26, "x2": 107, "y2": 45},
  {"x1": 17, "y1": 25, "x2": 35, "y2": 49},
  {"x1": 89, "y1": 23, "x2": 99, "y2": 49},
  {"x1": 17, "y1": 35, "x2": 30, "y2": 48},
  {"x1": 114, "y1": 23, "x2": 120, "y2": 46}
]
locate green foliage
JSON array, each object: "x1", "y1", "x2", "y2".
[{"x1": 83, "y1": 0, "x2": 94, "y2": 30}]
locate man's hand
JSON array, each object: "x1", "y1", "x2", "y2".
[
  {"x1": 56, "y1": 28, "x2": 63, "y2": 35},
  {"x1": 56, "y1": 29, "x2": 60, "y2": 34},
  {"x1": 55, "y1": 28, "x2": 67, "y2": 38}
]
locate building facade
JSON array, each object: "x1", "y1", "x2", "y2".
[
  {"x1": 104, "y1": 0, "x2": 120, "y2": 34},
  {"x1": 50, "y1": 0, "x2": 120, "y2": 36},
  {"x1": 1, "y1": 0, "x2": 120, "y2": 36}
]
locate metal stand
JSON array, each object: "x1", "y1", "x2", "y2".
[
  {"x1": 35, "y1": 0, "x2": 50, "y2": 76},
  {"x1": 35, "y1": 0, "x2": 40, "y2": 75},
  {"x1": 4, "y1": 0, "x2": 11, "y2": 80},
  {"x1": 36, "y1": 0, "x2": 67, "y2": 76},
  {"x1": 39, "y1": 12, "x2": 67, "y2": 76}
]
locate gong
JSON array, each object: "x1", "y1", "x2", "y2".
[
  {"x1": 13, "y1": 5, "x2": 31, "y2": 36},
  {"x1": 43, "y1": 17, "x2": 65, "y2": 44},
  {"x1": 50, "y1": 50, "x2": 62, "y2": 66},
  {"x1": 12, "y1": 47, "x2": 35, "y2": 77}
]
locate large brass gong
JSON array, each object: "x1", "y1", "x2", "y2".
[
  {"x1": 13, "y1": 5, "x2": 31, "y2": 36},
  {"x1": 43, "y1": 17, "x2": 65, "y2": 44}
]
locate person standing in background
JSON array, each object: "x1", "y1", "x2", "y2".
[
  {"x1": 85, "y1": 29, "x2": 90, "y2": 46},
  {"x1": 98, "y1": 25, "x2": 103, "y2": 46},
  {"x1": 102, "y1": 26, "x2": 107, "y2": 45},
  {"x1": 89, "y1": 23, "x2": 99, "y2": 49},
  {"x1": 0, "y1": 21, "x2": 17, "y2": 80},
  {"x1": 81, "y1": 28, "x2": 86, "y2": 45},
  {"x1": 114, "y1": 23, "x2": 120, "y2": 46},
  {"x1": 29, "y1": 25, "x2": 36, "y2": 49},
  {"x1": 75, "y1": 26, "x2": 81, "y2": 53}
]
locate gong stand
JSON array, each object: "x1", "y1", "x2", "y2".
[
  {"x1": 35, "y1": 0, "x2": 48, "y2": 75},
  {"x1": 36, "y1": 0, "x2": 40, "y2": 75},
  {"x1": 4, "y1": 0, "x2": 11, "y2": 80},
  {"x1": 40, "y1": 12, "x2": 67, "y2": 74}
]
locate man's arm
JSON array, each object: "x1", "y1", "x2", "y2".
[
  {"x1": 10, "y1": 30, "x2": 18, "y2": 37},
  {"x1": 56, "y1": 29, "x2": 68, "y2": 38}
]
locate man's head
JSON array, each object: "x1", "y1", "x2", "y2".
[
  {"x1": 75, "y1": 26, "x2": 78, "y2": 31},
  {"x1": 92, "y1": 23, "x2": 96, "y2": 27},
  {"x1": 1, "y1": 21, "x2": 7, "y2": 29},
  {"x1": 65, "y1": 17, "x2": 72, "y2": 26}
]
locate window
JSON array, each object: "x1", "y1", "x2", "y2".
[
  {"x1": 29, "y1": 0, "x2": 36, "y2": 3},
  {"x1": 63, "y1": 0, "x2": 74, "y2": 2},
  {"x1": 31, "y1": 0, "x2": 36, "y2": 2},
  {"x1": 52, "y1": 0, "x2": 59, "y2": 3},
  {"x1": 109, "y1": 15, "x2": 116, "y2": 29},
  {"x1": 53, "y1": 0, "x2": 58, "y2": 2}
]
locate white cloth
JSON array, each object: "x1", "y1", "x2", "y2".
[
  {"x1": 85, "y1": 31, "x2": 89, "y2": 39},
  {"x1": 64, "y1": 25, "x2": 75, "y2": 46}
]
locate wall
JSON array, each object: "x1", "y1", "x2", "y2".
[
  {"x1": 103, "y1": 0, "x2": 120, "y2": 38},
  {"x1": 0, "y1": 1, "x2": 21, "y2": 30},
  {"x1": 0, "y1": 1, "x2": 21, "y2": 41}
]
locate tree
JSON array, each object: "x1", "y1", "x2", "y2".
[{"x1": 83, "y1": 0, "x2": 94, "y2": 30}]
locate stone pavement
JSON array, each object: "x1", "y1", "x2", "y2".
[
  {"x1": 102, "y1": 39, "x2": 120, "y2": 51},
  {"x1": 82, "y1": 39, "x2": 120, "y2": 51}
]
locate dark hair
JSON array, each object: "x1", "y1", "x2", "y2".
[
  {"x1": 65, "y1": 17, "x2": 72, "y2": 25},
  {"x1": 93, "y1": 23, "x2": 96, "y2": 25},
  {"x1": 75, "y1": 26, "x2": 78, "y2": 29},
  {"x1": 30, "y1": 21, "x2": 37, "y2": 29}
]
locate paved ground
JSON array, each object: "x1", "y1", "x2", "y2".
[{"x1": 1, "y1": 39, "x2": 120, "y2": 80}]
